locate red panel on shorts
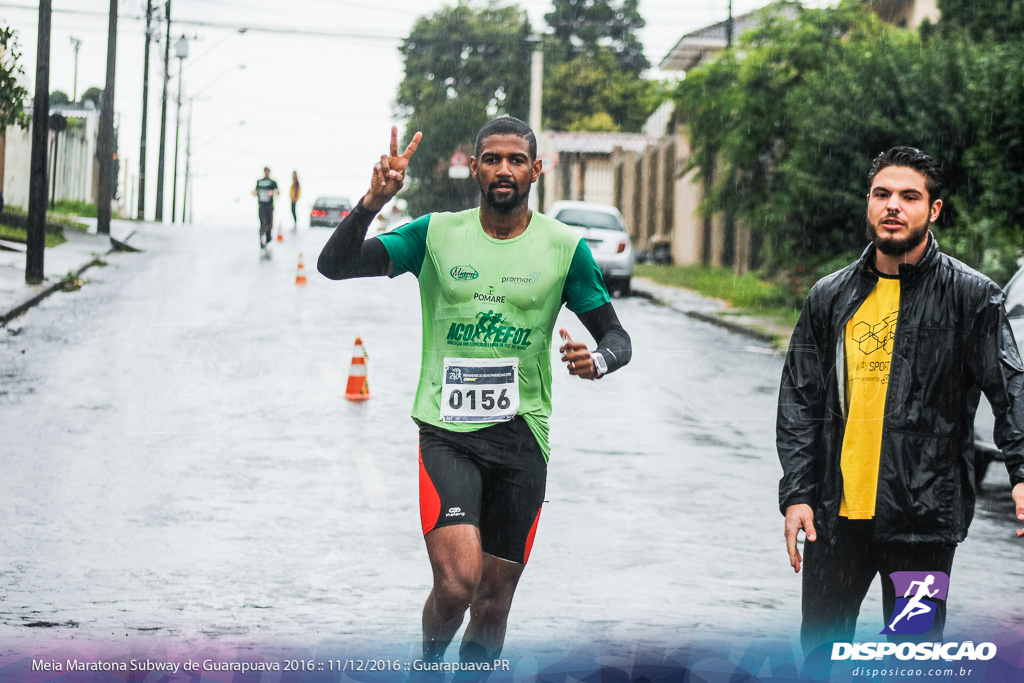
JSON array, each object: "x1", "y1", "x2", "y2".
[
  {"x1": 522, "y1": 507, "x2": 542, "y2": 564},
  {"x1": 419, "y1": 446, "x2": 441, "y2": 535}
]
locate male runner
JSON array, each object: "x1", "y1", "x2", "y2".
[
  {"x1": 253, "y1": 167, "x2": 279, "y2": 248},
  {"x1": 318, "y1": 117, "x2": 631, "y2": 668}
]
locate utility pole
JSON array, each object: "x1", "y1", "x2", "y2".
[
  {"x1": 26, "y1": 0, "x2": 51, "y2": 284},
  {"x1": 182, "y1": 98, "x2": 192, "y2": 224},
  {"x1": 96, "y1": 0, "x2": 117, "y2": 236},
  {"x1": 137, "y1": 0, "x2": 153, "y2": 220},
  {"x1": 154, "y1": 0, "x2": 170, "y2": 221},
  {"x1": 171, "y1": 34, "x2": 188, "y2": 223},
  {"x1": 69, "y1": 36, "x2": 81, "y2": 102},
  {"x1": 726, "y1": 0, "x2": 734, "y2": 49},
  {"x1": 527, "y1": 36, "x2": 542, "y2": 211}
]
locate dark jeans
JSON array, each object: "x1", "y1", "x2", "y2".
[
  {"x1": 801, "y1": 518, "x2": 956, "y2": 655},
  {"x1": 258, "y1": 204, "x2": 273, "y2": 244}
]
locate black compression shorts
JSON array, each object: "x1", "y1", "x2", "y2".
[{"x1": 418, "y1": 416, "x2": 547, "y2": 564}]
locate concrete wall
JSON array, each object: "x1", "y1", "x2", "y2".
[
  {"x1": 603, "y1": 132, "x2": 757, "y2": 271},
  {"x1": 548, "y1": 132, "x2": 758, "y2": 272},
  {"x1": 670, "y1": 135, "x2": 704, "y2": 266}
]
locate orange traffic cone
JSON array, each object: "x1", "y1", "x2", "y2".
[
  {"x1": 276, "y1": 221, "x2": 284, "y2": 242},
  {"x1": 295, "y1": 253, "x2": 308, "y2": 286},
  {"x1": 345, "y1": 337, "x2": 370, "y2": 401}
]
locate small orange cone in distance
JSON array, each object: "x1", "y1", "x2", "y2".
[
  {"x1": 345, "y1": 336, "x2": 371, "y2": 401},
  {"x1": 276, "y1": 221, "x2": 284, "y2": 242},
  {"x1": 295, "y1": 253, "x2": 308, "y2": 286}
]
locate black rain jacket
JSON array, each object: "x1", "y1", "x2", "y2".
[{"x1": 777, "y1": 234, "x2": 1024, "y2": 544}]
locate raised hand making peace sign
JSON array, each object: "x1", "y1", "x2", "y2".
[{"x1": 362, "y1": 125, "x2": 422, "y2": 212}]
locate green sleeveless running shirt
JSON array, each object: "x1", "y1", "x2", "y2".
[{"x1": 376, "y1": 208, "x2": 609, "y2": 460}]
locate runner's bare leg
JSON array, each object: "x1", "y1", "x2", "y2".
[
  {"x1": 460, "y1": 553, "x2": 525, "y2": 661},
  {"x1": 423, "y1": 525, "x2": 483, "y2": 661}
]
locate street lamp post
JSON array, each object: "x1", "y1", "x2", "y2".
[
  {"x1": 171, "y1": 33, "x2": 188, "y2": 223},
  {"x1": 69, "y1": 36, "x2": 81, "y2": 102}
]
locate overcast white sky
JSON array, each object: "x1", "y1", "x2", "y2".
[{"x1": 0, "y1": 0, "x2": 830, "y2": 226}]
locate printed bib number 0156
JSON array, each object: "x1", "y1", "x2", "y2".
[{"x1": 440, "y1": 357, "x2": 519, "y2": 423}]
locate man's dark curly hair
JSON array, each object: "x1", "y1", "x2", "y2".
[
  {"x1": 867, "y1": 147, "x2": 943, "y2": 203},
  {"x1": 475, "y1": 116, "x2": 537, "y2": 161}
]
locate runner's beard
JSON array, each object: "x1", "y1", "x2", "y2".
[
  {"x1": 865, "y1": 216, "x2": 930, "y2": 256},
  {"x1": 484, "y1": 183, "x2": 529, "y2": 214}
]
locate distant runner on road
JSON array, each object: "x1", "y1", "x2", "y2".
[
  {"x1": 253, "y1": 166, "x2": 279, "y2": 249},
  {"x1": 318, "y1": 118, "x2": 632, "y2": 671}
]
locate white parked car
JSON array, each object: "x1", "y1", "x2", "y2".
[{"x1": 546, "y1": 200, "x2": 635, "y2": 296}]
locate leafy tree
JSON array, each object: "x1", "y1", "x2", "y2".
[
  {"x1": 675, "y1": 1, "x2": 879, "y2": 267},
  {"x1": 0, "y1": 26, "x2": 29, "y2": 130},
  {"x1": 674, "y1": 0, "x2": 1024, "y2": 284},
  {"x1": 935, "y1": 0, "x2": 1024, "y2": 42},
  {"x1": 543, "y1": 47, "x2": 660, "y2": 133},
  {"x1": 954, "y1": 40, "x2": 1024, "y2": 280},
  {"x1": 396, "y1": 1, "x2": 532, "y2": 215},
  {"x1": 767, "y1": 30, "x2": 983, "y2": 271},
  {"x1": 51, "y1": 89, "x2": 70, "y2": 105},
  {"x1": 80, "y1": 86, "x2": 102, "y2": 109},
  {"x1": 541, "y1": 0, "x2": 660, "y2": 132},
  {"x1": 544, "y1": 0, "x2": 648, "y2": 75}
]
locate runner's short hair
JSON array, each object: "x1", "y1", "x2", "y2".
[
  {"x1": 868, "y1": 147, "x2": 943, "y2": 203},
  {"x1": 475, "y1": 116, "x2": 537, "y2": 161}
]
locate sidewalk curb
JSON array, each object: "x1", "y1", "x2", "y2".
[
  {"x1": 0, "y1": 226, "x2": 138, "y2": 327},
  {"x1": 683, "y1": 310, "x2": 778, "y2": 344},
  {"x1": 0, "y1": 255, "x2": 107, "y2": 326},
  {"x1": 630, "y1": 278, "x2": 792, "y2": 349}
]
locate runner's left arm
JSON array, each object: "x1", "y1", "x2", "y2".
[
  {"x1": 561, "y1": 239, "x2": 630, "y2": 379},
  {"x1": 576, "y1": 303, "x2": 631, "y2": 376},
  {"x1": 316, "y1": 200, "x2": 391, "y2": 279}
]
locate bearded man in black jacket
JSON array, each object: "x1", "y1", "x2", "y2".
[{"x1": 777, "y1": 147, "x2": 1024, "y2": 653}]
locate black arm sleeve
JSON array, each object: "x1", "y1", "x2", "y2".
[
  {"x1": 316, "y1": 200, "x2": 391, "y2": 280},
  {"x1": 576, "y1": 302, "x2": 632, "y2": 375}
]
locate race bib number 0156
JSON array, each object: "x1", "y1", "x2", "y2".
[{"x1": 440, "y1": 357, "x2": 519, "y2": 423}]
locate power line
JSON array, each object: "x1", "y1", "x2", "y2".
[{"x1": 0, "y1": 3, "x2": 405, "y2": 41}]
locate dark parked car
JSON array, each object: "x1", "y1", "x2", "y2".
[
  {"x1": 974, "y1": 265, "x2": 1024, "y2": 486},
  {"x1": 310, "y1": 196, "x2": 352, "y2": 228}
]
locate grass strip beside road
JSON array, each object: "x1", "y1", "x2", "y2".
[
  {"x1": 2, "y1": 205, "x2": 91, "y2": 232},
  {"x1": 0, "y1": 224, "x2": 66, "y2": 248},
  {"x1": 635, "y1": 263, "x2": 802, "y2": 329},
  {"x1": 51, "y1": 200, "x2": 98, "y2": 218}
]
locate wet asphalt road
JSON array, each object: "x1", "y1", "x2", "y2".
[{"x1": 0, "y1": 221, "x2": 1021, "y2": 665}]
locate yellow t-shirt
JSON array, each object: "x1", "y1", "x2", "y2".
[{"x1": 839, "y1": 276, "x2": 900, "y2": 518}]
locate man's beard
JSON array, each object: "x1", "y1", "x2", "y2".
[
  {"x1": 865, "y1": 217, "x2": 929, "y2": 256},
  {"x1": 483, "y1": 182, "x2": 528, "y2": 214}
]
